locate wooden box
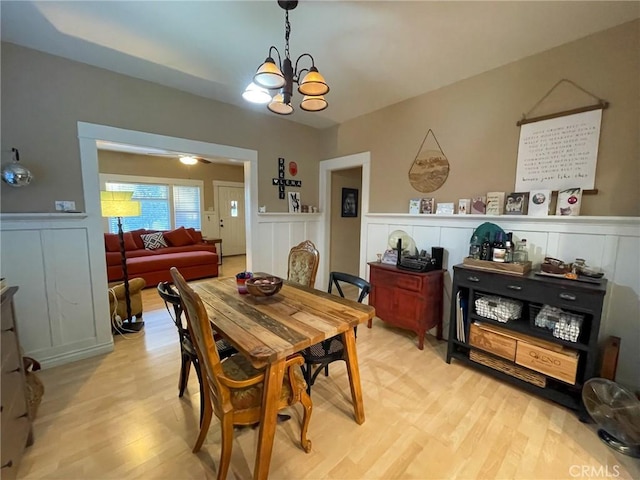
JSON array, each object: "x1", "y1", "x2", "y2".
[
  {"x1": 463, "y1": 257, "x2": 532, "y2": 275},
  {"x1": 469, "y1": 322, "x2": 517, "y2": 361},
  {"x1": 515, "y1": 341, "x2": 579, "y2": 385},
  {"x1": 470, "y1": 350, "x2": 546, "y2": 388}
]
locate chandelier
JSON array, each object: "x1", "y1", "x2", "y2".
[{"x1": 242, "y1": 0, "x2": 329, "y2": 115}]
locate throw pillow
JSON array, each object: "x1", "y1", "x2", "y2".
[
  {"x1": 141, "y1": 231, "x2": 167, "y2": 250},
  {"x1": 104, "y1": 233, "x2": 120, "y2": 252},
  {"x1": 186, "y1": 228, "x2": 203, "y2": 243},
  {"x1": 163, "y1": 227, "x2": 195, "y2": 247}
]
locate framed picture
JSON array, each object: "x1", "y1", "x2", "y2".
[
  {"x1": 341, "y1": 188, "x2": 358, "y2": 217},
  {"x1": 287, "y1": 191, "x2": 301, "y2": 213}
]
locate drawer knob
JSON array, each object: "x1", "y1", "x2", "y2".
[
  {"x1": 559, "y1": 293, "x2": 577, "y2": 301},
  {"x1": 467, "y1": 276, "x2": 480, "y2": 283},
  {"x1": 507, "y1": 285, "x2": 522, "y2": 291},
  {"x1": 1, "y1": 460, "x2": 12, "y2": 469}
]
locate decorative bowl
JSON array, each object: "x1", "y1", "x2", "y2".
[{"x1": 245, "y1": 276, "x2": 283, "y2": 297}]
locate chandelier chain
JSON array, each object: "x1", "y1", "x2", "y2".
[{"x1": 284, "y1": 9, "x2": 291, "y2": 60}]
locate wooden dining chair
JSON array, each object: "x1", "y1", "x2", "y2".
[
  {"x1": 287, "y1": 240, "x2": 319, "y2": 288},
  {"x1": 157, "y1": 282, "x2": 236, "y2": 426},
  {"x1": 300, "y1": 272, "x2": 371, "y2": 395},
  {"x1": 169, "y1": 267, "x2": 312, "y2": 480}
]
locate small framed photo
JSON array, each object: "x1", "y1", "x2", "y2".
[
  {"x1": 341, "y1": 188, "x2": 358, "y2": 217},
  {"x1": 288, "y1": 191, "x2": 301, "y2": 213}
]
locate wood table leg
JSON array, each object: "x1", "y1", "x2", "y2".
[
  {"x1": 342, "y1": 328, "x2": 365, "y2": 425},
  {"x1": 253, "y1": 359, "x2": 285, "y2": 480}
]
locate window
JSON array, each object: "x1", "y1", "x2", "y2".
[{"x1": 101, "y1": 174, "x2": 203, "y2": 233}]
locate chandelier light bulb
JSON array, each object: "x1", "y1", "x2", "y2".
[
  {"x1": 242, "y1": 83, "x2": 272, "y2": 104},
  {"x1": 179, "y1": 156, "x2": 198, "y2": 165},
  {"x1": 300, "y1": 95, "x2": 328, "y2": 112}
]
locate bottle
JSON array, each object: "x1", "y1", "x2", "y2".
[
  {"x1": 492, "y1": 232, "x2": 507, "y2": 262},
  {"x1": 469, "y1": 235, "x2": 481, "y2": 259},
  {"x1": 480, "y1": 235, "x2": 492, "y2": 261},
  {"x1": 504, "y1": 232, "x2": 514, "y2": 263},
  {"x1": 513, "y1": 239, "x2": 529, "y2": 264}
]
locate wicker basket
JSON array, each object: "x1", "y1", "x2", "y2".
[
  {"x1": 474, "y1": 294, "x2": 523, "y2": 323},
  {"x1": 470, "y1": 349, "x2": 546, "y2": 388}
]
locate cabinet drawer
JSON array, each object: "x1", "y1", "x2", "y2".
[
  {"x1": 540, "y1": 286, "x2": 601, "y2": 313},
  {"x1": 515, "y1": 341, "x2": 579, "y2": 385},
  {"x1": 373, "y1": 269, "x2": 422, "y2": 292},
  {"x1": 469, "y1": 323, "x2": 517, "y2": 361}
]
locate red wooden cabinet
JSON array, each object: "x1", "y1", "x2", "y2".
[{"x1": 368, "y1": 262, "x2": 444, "y2": 349}]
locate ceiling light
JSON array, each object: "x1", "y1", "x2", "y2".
[
  {"x1": 179, "y1": 156, "x2": 198, "y2": 165},
  {"x1": 243, "y1": 1, "x2": 329, "y2": 115}
]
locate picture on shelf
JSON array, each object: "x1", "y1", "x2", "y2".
[
  {"x1": 528, "y1": 189, "x2": 551, "y2": 217},
  {"x1": 409, "y1": 199, "x2": 420, "y2": 214},
  {"x1": 287, "y1": 191, "x2": 301, "y2": 213},
  {"x1": 420, "y1": 197, "x2": 435, "y2": 214},
  {"x1": 556, "y1": 187, "x2": 582, "y2": 216},
  {"x1": 505, "y1": 192, "x2": 529, "y2": 215},
  {"x1": 471, "y1": 196, "x2": 486, "y2": 214},
  {"x1": 458, "y1": 199, "x2": 470, "y2": 214},
  {"x1": 341, "y1": 188, "x2": 358, "y2": 217},
  {"x1": 486, "y1": 191, "x2": 505, "y2": 215}
]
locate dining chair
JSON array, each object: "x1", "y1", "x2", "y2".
[
  {"x1": 169, "y1": 267, "x2": 312, "y2": 480},
  {"x1": 300, "y1": 272, "x2": 371, "y2": 394},
  {"x1": 287, "y1": 240, "x2": 319, "y2": 288},
  {"x1": 156, "y1": 282, "x2": 236, "y2": 425}
]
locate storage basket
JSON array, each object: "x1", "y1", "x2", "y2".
[
  {"x1": 531, "y1": 303, "x2": 584, "y2": 342},
  {"x1": 474, "y1": 294, "x2": 523, "y2": 323}
]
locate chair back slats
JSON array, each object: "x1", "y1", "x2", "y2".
[
  {"x1": 170, "y1": 268, "x2": 228, "y2": 410},
  {"x1": 287, "y1": 240, "x2": 320, "y2": 288}
]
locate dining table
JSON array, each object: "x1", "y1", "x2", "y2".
[{"x1": 191, "y1": 274, "x2": 375, "y2": 480}]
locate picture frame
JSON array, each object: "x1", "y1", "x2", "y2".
[
  {"x1": 341, "y1": 188, "x2": 358, "y2": 217},
  {"x1": 287, "y1": 191, "x2": 301, "y2": 213}
]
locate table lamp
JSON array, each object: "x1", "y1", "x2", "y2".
[{"x1": 100, "y1": 191, "x2": 142, "y2": 331}]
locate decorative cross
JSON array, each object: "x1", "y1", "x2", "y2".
[{"x1": 272, "y1": 157, "x2": 301, "y2": 199}]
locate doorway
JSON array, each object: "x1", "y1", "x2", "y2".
[
  {"x1": 329, "y1": 167, "x2": 363, "y2": 275},
  {"x1": 215, "y1": 182, "x2": 246, "y2": 256}
]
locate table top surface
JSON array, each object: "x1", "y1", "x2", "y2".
[{"x1": 191, "y1": 276, "x2": 375, "y2": 368}]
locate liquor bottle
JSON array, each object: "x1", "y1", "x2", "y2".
[
  {"x1": 492, "y1": 232, "x2": 507, "y2": 262},
  {"x1": 480, "y1": 235, "x2": 492, "y2": 261},
  {"x1": 513, "y1": 239, "x2": 529, "y2": 264},
  {"x1": 468, "y1": 235, "x2": 481, "y2": 259}
]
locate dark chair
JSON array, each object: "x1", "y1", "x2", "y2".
[
  {"x1": 157, "y1": 282, "x2": 236, "y2": 425},
  {"x1": 300, "y1": 272, "x2": 371, "y2": 394}
]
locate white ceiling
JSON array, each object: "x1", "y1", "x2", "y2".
[{"x1": 2, "y1": 1, "x2": 638, "y2": 129}]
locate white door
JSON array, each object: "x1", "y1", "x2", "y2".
[{"x1": 218, "y1": 185, "x2": 246, "y2": 256}]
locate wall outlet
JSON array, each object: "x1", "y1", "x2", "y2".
[{"x1": 55, "y1": 200, "x2": 76, "y2": 211}]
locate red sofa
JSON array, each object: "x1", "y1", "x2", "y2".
[{"x1": 105, "y1": 227, "x2": 219, "y2": 286}]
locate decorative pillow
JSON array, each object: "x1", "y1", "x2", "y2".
[
  {"x1": 141, "y1": 231, "x2": 167, "y2": 250},
  {"x1": 104, "y1": 233, "x2": 138, "y2": 252},
  {"x1": 186, "y1": 228, "x2": 203, "y2": 243},
  {"x1": 163, "y1": 227, "x2": 195, "y2": 247},
  {"x1": 129, "y1": 229, "x2": 149, "y2": 250}
]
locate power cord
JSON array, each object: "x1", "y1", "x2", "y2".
[{"x1": 108, "y1": 288, "x2": 144, "y2": 338}]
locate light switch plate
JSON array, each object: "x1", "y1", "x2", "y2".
[{"x1": 55, "y1": 200, "x2": 76, "y2": 211}]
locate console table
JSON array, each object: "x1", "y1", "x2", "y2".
[{"x1": 368, "y1": 262, "x2": 444, "y2": 349}]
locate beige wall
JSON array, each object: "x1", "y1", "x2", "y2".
[
  {"x1": 321, "y1": 20, "x2": 640, "y2": 216},
  {"x1": 98, "y1": 150, "x2": 244, "y2": 210},
  {"x1": 330, "y1": 168, "x2": 362, "y2": 276},
  {"x1": 1, "y1": 43, "x2": 322, "y2": 214}
]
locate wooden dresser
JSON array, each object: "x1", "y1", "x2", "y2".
[
  {"x1": 368, "y1": 262, "x2": 444, "y2": 349},
  {"x1": 1, "y1": 287, "x2": 33, "y2": 479}
]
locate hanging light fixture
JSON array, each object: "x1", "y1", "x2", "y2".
[
  {"x1": 179, "y1": 155, "x2": 198, "y2": 165},
  {"x1": 243, "y1": 1, "x2": 329, "y2": 115}
]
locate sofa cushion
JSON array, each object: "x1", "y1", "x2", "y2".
[
  {"x1": 141, "y1": 231, "x2": 167, "y2": 250},
  {"x1": 105, "y1": 232, "x2": 138, "y2": 252},
  {"x1": 164, "y1": 227, "x2": 195, "y2": 247},
  {"x1": 186, "y1": 228, "x2": 203, "y2": 243},
  {"x1": 130, "y1": 228, "x2": 149, "y2": 250},
  {"x1": 127, "y1": 251, "x2": 217, "y2": 275}
]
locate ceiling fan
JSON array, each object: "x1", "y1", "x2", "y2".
[{"x1": 145, "y1": 152, "x2": 212, "y2": 165}]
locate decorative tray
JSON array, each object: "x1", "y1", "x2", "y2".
[{"x1": 534, "y1": 270, "x2": 604, "y2": 284}]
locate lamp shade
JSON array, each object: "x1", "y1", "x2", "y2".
[
  {"x1": 268, "y1": 93, "x2": 294, "y2": 115},
  {"x1": 100, "y1": 191, "x2": 141, "y2": 218},
  {"x1": 254, "y1": 57, "x2": 285, "y2": 89},
  {"x1": 242, "y1": 82, "x2": 272, "y2": 104},
  {"x1": 300, "y1": 95, "x2": 328, "y2": 112},
  {"x1": 298, "y1": 67, "x2": 329, "y2": 96}
]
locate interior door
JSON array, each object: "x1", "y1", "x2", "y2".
[{"x1": 218, "y1": 185, "x2": 246, "y2": 256}]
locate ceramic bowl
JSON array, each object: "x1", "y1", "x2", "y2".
[{"x1": 245, "y1": 276, "x2": 283, "y2": 297}]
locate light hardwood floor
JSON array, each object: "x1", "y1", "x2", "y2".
[{"x1": 17, "y1": 257, "x2": 639, "y2": 479}]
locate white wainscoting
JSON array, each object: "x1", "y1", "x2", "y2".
[
  {"x1": 0, "y1": 213, "x2": 113, "y2": 367},
  {"x1": 359, "y1": 214, "x2": 640, "y2": 390},
  {"x1": 253, "y1": 213, "x2": 323, "y2": 285}
]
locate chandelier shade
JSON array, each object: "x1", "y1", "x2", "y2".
[{"x1": 243, "y1": 1, "x2": 329, "y2": 115}]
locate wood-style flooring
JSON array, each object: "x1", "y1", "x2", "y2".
[{"x1": 16, "y1": 256, "x2": 639, "y2": 479}]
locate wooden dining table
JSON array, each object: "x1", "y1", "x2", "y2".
[{"x1": 191, "y1": 275, "x2": 376, "y2": 480}]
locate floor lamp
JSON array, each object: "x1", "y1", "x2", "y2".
[{"x1": 100, "y1": 191, "x2": 143, "y2": 331}]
